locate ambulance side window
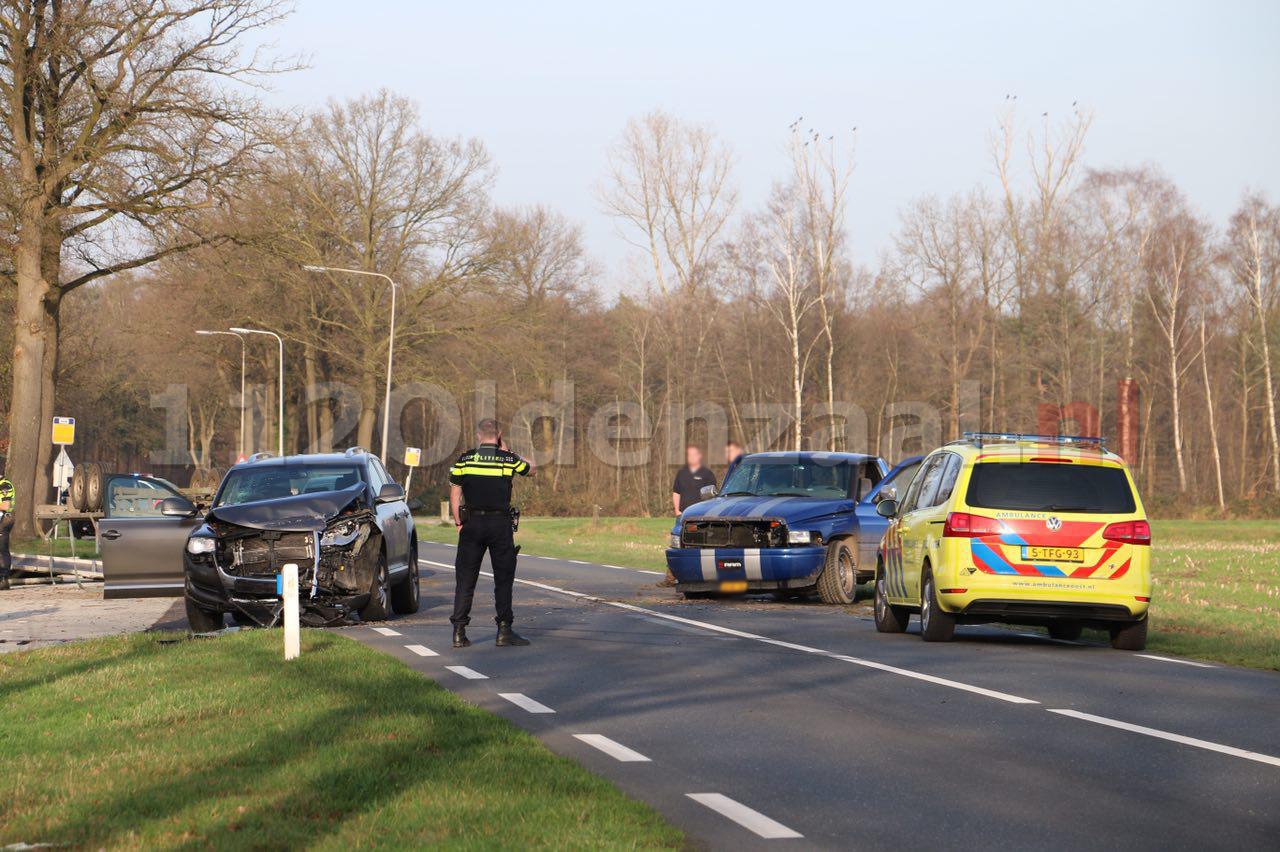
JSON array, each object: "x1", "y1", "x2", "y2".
[
  {"x1": 902, "y1": 455, "x2": 942, "y2": 513},
  {"x1": 933, "y1": 454, "x2": 964, "y2": 506}
]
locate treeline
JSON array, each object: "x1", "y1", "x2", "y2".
[{"x1": 3, "y1": 3, "x2": 1278, "y2": 530}]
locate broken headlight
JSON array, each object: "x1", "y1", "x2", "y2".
[{"x1": 320, "y1": 520, "x2": 361, "y2": 548}]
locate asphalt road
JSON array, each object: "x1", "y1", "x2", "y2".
[{"x1": 347, "y1": 539, "x2": 1280, "y2": 850}]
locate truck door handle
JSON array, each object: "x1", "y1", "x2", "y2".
[{"x1": 101, "y1": 529, "x2": 122, "y2": 540}]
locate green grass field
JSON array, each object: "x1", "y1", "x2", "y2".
[
  {"x1": 420, "y1": 517, "x2": 1280, "y2": 670},
  {"x1": 0, "y1": 631, "x2": 682, "y2": 850}
]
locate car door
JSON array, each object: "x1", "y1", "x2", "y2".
[
  {"x1": 367, "y1": 459, "x2": 408, "y2": 573},
  {"x1": 897, "y1": 453, "x2": 949, "y2": 604},
  {"x1": 99, "y1": 512, "x2": 201, "y2": 599},
  {"x1": 915, "y1": 453, "x2": 963, "y2": 589},
  {"x1": 858, "y1": 455, "x2": 925, "y2": 570}
]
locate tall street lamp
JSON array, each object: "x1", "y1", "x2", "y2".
[
  {"x1": 195, "y1": 329, "x2": 247, "y2": 460},
  {"x1": 303, "y1": 265, "x2": 398, "y2": 463},
  {"x1": 230, "y1": 327, "x2": 284, "y2": 457}
]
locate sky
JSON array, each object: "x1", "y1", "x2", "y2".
[{"x1": 259, "y1": 0, "x2": 1280, "y2": 293}]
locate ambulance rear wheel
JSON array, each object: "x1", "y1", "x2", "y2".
[
  {"x1": 919, "y1": 568, "x2": 956, "y2": 642},
  {"x1": 1109, "y1": 616, "x2": 1148, "y2": 651},
  {"x1": 1048, "y1": 620, "x2": 1083, "y2": 641}
]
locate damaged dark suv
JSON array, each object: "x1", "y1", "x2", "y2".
[{"x1": 181, "y1": 450, "x2": 418, "y2": 631}]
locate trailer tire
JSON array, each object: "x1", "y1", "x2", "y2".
[
  {"x1": 82, "y1": 462, "x2": 106, "y2": 512},
  {"x1": 69, "y1": 466, "x2": 88, "y2": 511}
]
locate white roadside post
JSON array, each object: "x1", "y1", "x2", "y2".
[{"x1": 281, "y1": 563, "x2": 300, "y2": 660}]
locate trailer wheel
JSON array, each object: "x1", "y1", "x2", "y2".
[
  {"x1": 82, "y1": 462, "x2": 106, "y2": 512},
  {"x1": 69, "y1": 466, "x2": 88, "y2": 511}
]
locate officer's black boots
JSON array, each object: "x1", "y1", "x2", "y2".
[
  {"x1": 452, "y1": 625, "x2": 471, "y2": 648},
  {"x1": 496, "y1": 622, "x2": 530, "y2": 647}
]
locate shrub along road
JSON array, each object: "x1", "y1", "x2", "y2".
[{"x1": 367, "y1": 538, "x2": 1280, "y2": 849}]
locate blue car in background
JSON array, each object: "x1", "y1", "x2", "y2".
[{"x1": 666, "y1": 452, "x2": 923, "y2": 603}]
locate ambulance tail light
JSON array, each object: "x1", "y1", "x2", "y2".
[
  {"x1": 943, "y1": 512, "x2": 1003, "y2": 538},
  {"x1": 1103, "y1": 520, "x2": 1151, "y2": 545}
]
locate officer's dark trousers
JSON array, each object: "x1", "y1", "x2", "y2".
[
  {"x1": 0, "y1": 536, "x2": 10, "y2": 580},
  {"x1": 451, "y1": 514, "x2": 517, "y2": 627}
]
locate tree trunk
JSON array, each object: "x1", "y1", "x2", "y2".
[
  {"x1": 7, "y1": 198, "x2": 50, "y2": 539},
  {"x1": 304, "y1": 345, "x2": 320, "y2": 453},
  {"x1": 1199, "y1": 323, "x2": 1225, "y2": 511}
]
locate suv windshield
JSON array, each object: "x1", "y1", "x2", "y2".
[
  {"x1": 214, "y1": 464, "x2": 363, "y2": 507},
  {"x1": 966, "y1": 462, "x2": 1136, "y2": 513},
  {"x1": 721, "y1": 459, "x2": 853, "y2": 499}
]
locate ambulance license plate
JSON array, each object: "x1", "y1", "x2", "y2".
[{"x1": 1022, "y1": 546, "x2": 1084, "y2": 563}]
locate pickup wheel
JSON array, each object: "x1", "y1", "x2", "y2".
[
  {"x1": 817, "y1": 540, "x2": 857, "y2": 604},
  {"x1": 873, "y1": 570, "x2": 910, "y2": 633},
  {"x1": 1109, "y1": 616, "x2": 1148, "y2": 651},
  {"x1": 391, "y1": 544, "x2": 421, "y2": 615},
  {"x1": 361, "y1": 551, "x2": 392, "y2": 622},
  {"x1": 184, "y1": 591, "x2": 224, "y2": 633},
  {"x1": 919, "y1": 568, "x2": 956, "y2": 642}
]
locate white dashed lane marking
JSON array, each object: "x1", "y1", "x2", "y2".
[
  {"x1": 369, "y1": 626, "x2": 401, "y2": 637},
  {"x1": 686, "y1": 793, "x2": 803, "y2": 839},
  {"x1": 1048, "y1": 709, "x2": 1280, "y2": 768},
  {"x1": 418, "y1": 557, "x2": 1280, "y2": 770},
  {"x1": 1135, "y1": 653, "x2": 1216, "y2": 668},
  {"x1": 499, "y1": 692, "x2": 556, "y2": 714},
  {"x1": 445, "y1": 665, "x2": 489, "y2": 680},
  {"x1": 573, "y1": 734, "x2": 652, "y2": 762},
  {"x1": 405, "y1": 644, "x2": 438, "y2": 657}
]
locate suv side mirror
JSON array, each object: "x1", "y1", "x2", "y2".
[
  {"x1": 699, "y1": 484, "x2": 718, "y2": 499},
  {"x1": 377, "y1": 483, "x2": 405, "y2": 504},
  {"x1": 160, "y1": 496, "x2": 198, "y2": 518},
  {"x1": 875, "y1": 499, "x2": 898, "y2": 518}
]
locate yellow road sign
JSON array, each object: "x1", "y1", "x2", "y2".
[
  {"x1": 51, "y1": 417, "x2": 75, "y2": 446},
  {"x1": 404, "y1": 446, "x2": 422, "y2": 467}
]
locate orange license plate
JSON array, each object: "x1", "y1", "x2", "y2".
[
  {"x1": 719, "y1": 580, "x2": 748, "y2": 593},
  {"x1": 1022, "y1": 546, "x2": 1084, "y2": 563}
]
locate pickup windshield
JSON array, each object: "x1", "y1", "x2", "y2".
[
  {"x1": 214, "y1": 464, "x2": 363, "y2": 508},
  {"x1": 965, "y1": 462, "x2": 1136, "y2": 513},
  {"x1": 720, "y1": 459, "x2": 853, "y2": 499}
]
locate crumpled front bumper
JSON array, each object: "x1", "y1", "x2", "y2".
[
  {"x1": 665, "y1": 546, "x2": 826, "y2": 592},
  {"x1": 184, "y1": 553, "x2": 367, "y2": 625}
]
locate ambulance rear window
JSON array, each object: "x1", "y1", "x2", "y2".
[{"x1": 965, "y1": 463, "x2": 1136, "y2": 514}]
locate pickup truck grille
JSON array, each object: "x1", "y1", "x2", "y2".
[{"x1": 681, "y1": 520, "x2": 786, "y2": 549}]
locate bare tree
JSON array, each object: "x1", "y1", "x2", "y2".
[
  {"x1": 1225, "y1": 196, "x2": 1280, "y2": 493},
  {"x1": 0, "y1": 0, "x2": 294, "y2": 535}
]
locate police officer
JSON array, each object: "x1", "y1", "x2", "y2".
[
  {"x1": 0, "y1": 479, "x2": 14, "y2": 591},
  {"x1": 448, "y1": 419, "x2": 534, "y2": 648}
]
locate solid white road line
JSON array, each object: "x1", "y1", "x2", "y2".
[
  {"x1": 686, "y1": 793, "x2": 803, "y2": 839},
  {"x1": 1048, "y1": 709, "x2": 1280, "y2": 768},
  {"x1": 369, "y1": 626, "x2": 401, "y2": 637},
  {"x1": 405, "y1": 644, "x2": 438, "y2": 657},
  {"x1": 445, "y1": 665, "x2": 489, "y2": 680},
  {"x1": 573, "y1": 734, "x2": 652, "y2": 762},
  {"x1": 1135, "y1": 653, "x2": 1216, "y2": 668},
  {"x1": 418, "y1": 557, "x2": 1037, "y2": 706},
  {"x1": 637, "y1": 569, "x2": 664, "y2": 575},
  {"x1": 499, "y1": 692, "x2": 556, "y2": 714}
]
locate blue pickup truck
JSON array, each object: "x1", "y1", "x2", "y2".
[{"x1": 666, "y1": 452, "x2": 923, "y2": 603}]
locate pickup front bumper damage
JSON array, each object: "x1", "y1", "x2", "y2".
[{"x1": 184, "y1": 484, "x2": 381, "y2": 626}]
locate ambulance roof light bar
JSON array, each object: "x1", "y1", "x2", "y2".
[{"x1": 959, "y1": 432, "x2": 1107, "y2": 450}]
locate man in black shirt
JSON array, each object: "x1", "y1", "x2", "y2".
[
  {"x1": 448, "y1": 419, "x2": 534, "y2": 648},
  {"x1": 671, "y1": 445, "x2": 717, "y2": 516}
]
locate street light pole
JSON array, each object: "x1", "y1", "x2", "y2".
[
  {"x1": 231, "y1": 327, "x2": 284, "y2": 457},
  {"x1": 303, "y1": 264, "x2": 397, "y2": 463},
  {"x1": 195, "y1": 329, "x2": 247, "y2": 460}
]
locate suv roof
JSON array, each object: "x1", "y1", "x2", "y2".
[
  {"x1": 742, "y1": 451, "x2": 878, "y2": 464},
  {"x1": 230, "y1": 448, "x2": 376, "y2": 470}
]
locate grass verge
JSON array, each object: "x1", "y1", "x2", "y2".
[
  {"x1": 419, "y1": 516, "x2": 672, "y2": 571},
  {"x1": 0, "y1": 631, "x2": 682, "y2": 850},
  {"x1": 421, "y1": 517, "x2": 1279, "y2": 670}
]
